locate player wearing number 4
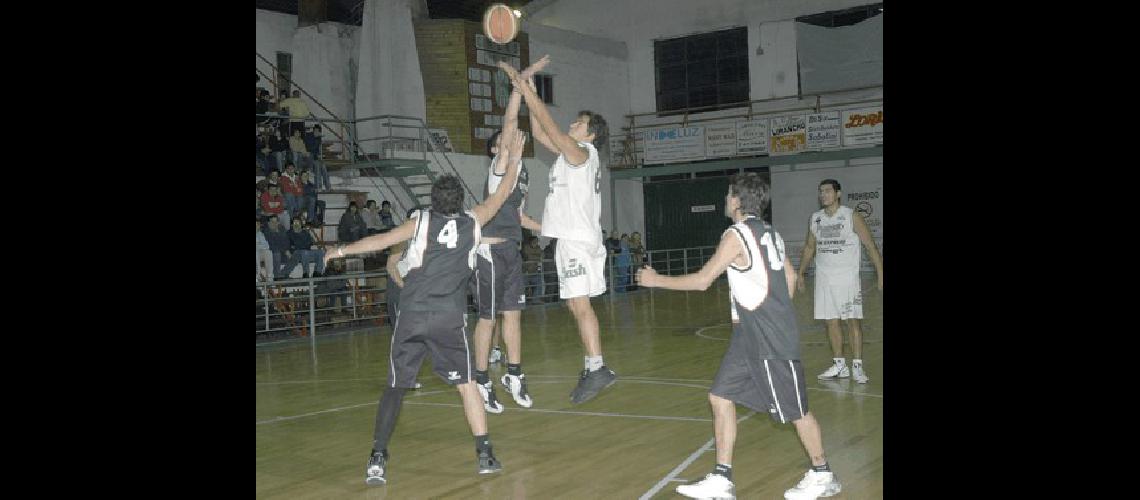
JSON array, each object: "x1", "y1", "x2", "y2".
[
  {"x1": 326, "y1": 129, "x2": 527, "y2": 485},
  {"x1": 638, "y1": 173, "x2": 842, "y2": 500},
  {"x1": 499, "y1": 57, "x2": 615, "y2": 405}
]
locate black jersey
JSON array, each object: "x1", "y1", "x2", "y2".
[
  {"x1": 480, "y1": 156, "x2": 528, "y2": 242},
  {"x1": 398, "y1": 209, "x2": 482, "y2": 313},
  {"x1": 725, "y1": 216, "x2": 800, "y2": 360}
]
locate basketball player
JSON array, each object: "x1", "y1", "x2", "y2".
[
  {"x1": 637, "y1": 173, "x2": 842, "y2": 500},
  {"x1": 328, "y1": 130, "x2": 526, "y2": 485},
  {"x1": 473, "y1": 56, "x2": 548, "y2": 414},
  {"x1": 796, "y1": 179, "x2": 883, "y2": 384},
  {"x1": 499, "y1": 59, "x2": 615, "y2": 404}
]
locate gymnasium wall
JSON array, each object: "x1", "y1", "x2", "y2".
[
  {"x1": 770, "y1": 157, "x2": 883, "y2": 272},
  {"x1": 256, "y1": 9, "x2": 360, "y2": 126}
]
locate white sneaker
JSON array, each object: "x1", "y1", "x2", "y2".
[
  {"x1": 501, "y1": 373, "x2": 533, "y2": 408},
  {"x1": 851, "y1": 363, "x2": 869, "y2": 384},
  {"x1": 676, "y1": 473, "x2": 735, "y2": 499},
  {"x1": 784, "y1": 469, "x2": 841, "y2": 499},
  {"x1": 817, "y1": 361, "x2": 850, "y2": 380},
  {"x1": 477, "y1": 380, "x2": 504, "y2": 414},
  {"x1": 489, "y1": 346, "x2": 503, "y2": 364}
]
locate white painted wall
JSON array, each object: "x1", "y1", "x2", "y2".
[{"x1": 256, "y1": 9, "x2": 359, "y2": 125}]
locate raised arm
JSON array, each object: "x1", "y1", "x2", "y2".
[
  {"x1": 637, "y1": 230, "x2": 744, "y2": 291},
  {"x1": 852, "y1": 212, "x2": 883, "y2": 291},
  {"x1": 472, "y1": 130, "x2": 525, "y2": 226},
  {"x1": 499, "y1": 59, "x2": 588, "y2": 165},
  {"x1": 325, "y1": 218, "x2": 416, "y2": 266},
  {"x1": 495, "y1": 56, "x2": 550, "y2": 171},
  {"x1": 520, "y1": 211, "x2": 542, "y2": 232}
]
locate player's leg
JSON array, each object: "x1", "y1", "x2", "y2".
[
  {"x1": 490, "y1": 321, "x2": 504, "y2": 364},
  {"x1": 499, "y1": 310, "x2": 532, "y2": 407},
  {"x1": 473, "y1": 247, "x2": 504, "y2": 413},
  {"x1": 560, "y1": 239, "x2": 616, "y2": 404},
  {"x1": 843, "y1": 276, "x2": 868, "y2": 384},
  {"x1": 366, "y1": 311, "x2": 426, "y2": 486},
  {"x1": 429, "y1": 308, "x2": 502, "y2": 475},
  {"x1": 676, "y1": 393, "x2": 737, "y2": 499},
  {"x1": 816, "y1": 273, "x2": 850, "y2": 380},
  {"x1": 777, "y1": 360, "x2": 841, "y2": 499}
]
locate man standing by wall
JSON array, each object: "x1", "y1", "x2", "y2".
[{"x1": 796, "y1": 179, "x2": 883, "y2": 384}]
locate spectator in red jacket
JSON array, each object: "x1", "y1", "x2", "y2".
[
  {"x1": 279, "y1": 162, "x2": 303, "y2": 219},
  {"x1": 260, "y1": 183, "x2": 285, "y2": 224}
]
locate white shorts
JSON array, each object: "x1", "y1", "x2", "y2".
[
  {"x1": 555, "y1": 239, "x2": 607, "y2": 299},
  {"x1": 813, "y1": 271, "x2": 863, "y2": 320}
]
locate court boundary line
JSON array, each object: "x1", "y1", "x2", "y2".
[{"x1": 639, "y1": 411, "x2": 756, "y2": 500}]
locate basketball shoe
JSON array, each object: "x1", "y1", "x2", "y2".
[
  {"x1": 364, "y1": 450, "x2": 387, "y2": 485},
  {"x1": 817, "y1": 359, "x2": 849, "y2": 380},
  {"x1": 676, "y1": 473, "x2": 735, "y2": 499},
  {"x1": 784, "y1": 469, "x2": 841, "y2": 499},
  {"x1": 501, "y1": 373, "x2": 533, "y2": 408},
  {"x1": 478, "y1": 380, "x2": 504, "y2": 413}
]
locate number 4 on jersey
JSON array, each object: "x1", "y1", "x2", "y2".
[{"x1": 437, "y1": 220, "x2": 458, "y2": 248}]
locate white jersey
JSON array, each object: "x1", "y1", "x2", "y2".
[
  {"x1": 810, "y1": 205, "x2": 860, "y2": 276},
  {"x1": 541, "y1": 141, "x2": 602, "y2": 245}
]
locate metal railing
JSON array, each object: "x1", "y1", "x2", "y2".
[{"x1": 255, "y1": 242, "x2": 881, "y2": 341}]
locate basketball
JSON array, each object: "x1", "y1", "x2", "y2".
[{"x1": 483, "y1": 3, "x2": 519, "y2": 44}]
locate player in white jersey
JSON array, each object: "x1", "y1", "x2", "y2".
[
  {"x1": 499, "y1": 58, "x2": 616, "y2": 404},
  {"x1": 796, "y1": 179, "x2": 883, "y2": 384},
  {"x1": 638, "y1": 173, "x2": 841, "y2": 500}
]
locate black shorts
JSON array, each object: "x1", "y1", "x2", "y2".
[
  {"x1": 709, "y1": 335, "x2": 809, "y2": 424},
  {"x1": 388, "y1": 310, "x2": 475, "y2": 388},
  {"x1": 475, "y1": 242, "x2": 526, "y2": 320}
]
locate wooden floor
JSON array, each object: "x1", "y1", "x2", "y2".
[{"x1": 256, "y1": 278, "x2": 883, "y2": 499}]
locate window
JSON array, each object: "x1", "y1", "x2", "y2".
[
  {"x1": 534, "y1": 74, "x2": 554, "y2": 104},
  {"x1": 654, "y1": 27, "x2": 749, "y2": 113}
]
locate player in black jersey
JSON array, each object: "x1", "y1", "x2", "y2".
[
  {"x1": 473, "y1": 55, "x2": 548, "y2": 414},
  {"x1": 638, "y1": 173, "x2": 841, "y2": 500},
  {"x1": 329, "y1": 130, "x2": 526, "y2": 486}
]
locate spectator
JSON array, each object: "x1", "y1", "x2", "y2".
[
  {"x1": 278, "y1": 90, "x2": 311, "y2": 136},
  {"x1": 615, "y1": 234, "x2": 632, "y2": 292},
  {"x1": 630, "y1": 231, "x2": 645, "y2": 266},
  {"x1": 260, "y1": 183, "x2": 285, "y2": 225},
  {"x1": 317, "y1": 258, "x2": 349, "y2": 312},
  {"x1": 288, "y1": 129, "x2": 308, "y2": 168},
  {"x1": 300, "y1": 170, "x2": 319, "y2": 224},
  {"x1": 605, "y1": 230, "x2": 621, "y2": 256},
  {"x1": 522, "y1": 234, "x2": 546, "y2": 304},
  {"x1": 268, "y1": 127, "x2": 289, "y2": 171},
  {"x1": 362, "y1": 200, "x2": 385, "y2": 236},
  {"x1": 256, "y1": 218, "x2": 274, "y2": 282},
  {"x1": 263, "y1": 215, "x2": 292, "y2": 279},
  {"x1": 257, "y1": 168, "x2": 281, "y2": 193},
  {"x1": 305, "y1": 124, "x2": 329, "y2": 190},
  {"x1": 285, "y1": 217, "x2": 326, "y2": 278},
  {"x1": 379, "y1": 200, "x2": 395, "y2": 228},
  {"x1": 280, "y1": 162, "x2": 303, "y2": 219},
  {"x1": 256, "y1": 88, "x2": 271, "y2": 125},
  {"x1": 337, "y1": 201, "x2": 366, "y2": 243}
]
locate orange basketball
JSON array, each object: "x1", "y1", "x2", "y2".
[{"x1": 483, "y1": 3, "x2": 519, "y2": 44}]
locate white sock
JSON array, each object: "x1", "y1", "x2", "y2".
[{"x1": 585, "y1": 356, "x2": 604, "y2": 372}]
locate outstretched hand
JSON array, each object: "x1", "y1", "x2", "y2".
[{"x1": 636, "y1": 265, "x2": 658, "y2": 288}]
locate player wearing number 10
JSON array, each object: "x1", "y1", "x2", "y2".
[
  {"x1": 637, "y1": 173, "x2": 842, "y2": 500},
  {"x1": 328, "y1": 130, "x2": 527, "y2": 485}
]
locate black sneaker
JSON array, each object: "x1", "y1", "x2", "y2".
[
  {"x1": 569, "y1": 366, "x2": 617, "y2": 404},
  {"x1": 477, "y1": 449, "x2": 503, "y2": 474},
  {"x1": 365, "y1": 450, "x2": 388, "y2": 485}
]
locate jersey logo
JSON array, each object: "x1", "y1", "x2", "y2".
[
  {"x1": 447, "y1": 371, "x2": 461, "y2": 381},
  {"x1": 561, "y1": 259, "x2": 588, "y2": 279}
]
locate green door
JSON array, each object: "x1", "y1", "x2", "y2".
[{"x1": 643, "y1": 178, "x2": 731, "y2": 251}]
